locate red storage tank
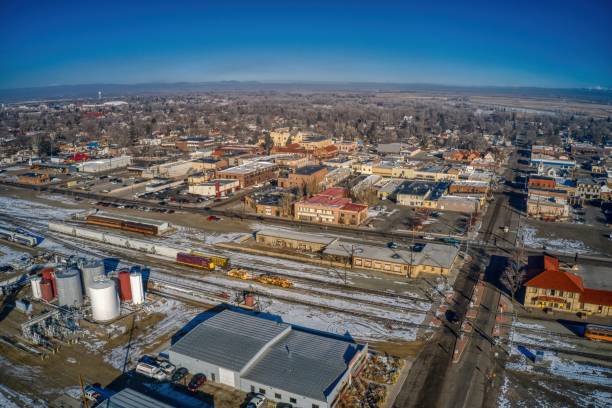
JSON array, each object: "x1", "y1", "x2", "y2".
[
  {"x1": 118, "y1": 270, "x2": 132, "y2": 301},
  {"x1": 41, "y1": 268, "x2": 56, "y2": 298},
  {"x1": 40, "y1": 280, "x2": 54, "y2": 301}
]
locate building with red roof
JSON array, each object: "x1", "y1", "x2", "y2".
[
  {"x1": 294, "y1": 187, "x2": 368, "y2": 226},
  {"x1": 524, "y1": 255, "x2": 611, "y2": 317}
]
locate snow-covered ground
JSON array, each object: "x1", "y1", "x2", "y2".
[
  {"x1": 81, "y1": 298, "x2": 201, "y2": 370},
  {"x1": 520, "y1": 226, "x2": 592, "y2": 254},
  {"x1": 0, "y1": 384, "x2": 46, "y2": 408}
]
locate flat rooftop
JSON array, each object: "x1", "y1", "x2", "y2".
[
  {"x1": 218, "y1": 161, "x2": 276, "y2": 175},
  {"x1": 324, "y1": 240, "x2": 459, "y2": 269},
  {"x1": 575, "y1": 264, "x2": 612, "y2": 292},
  {"x1": 295, "y1": 165, "x2": 327, "y2": 175},
  {"x1": 397, "y1": 181, "x2": 435, "y2": 196},
  {"x1": 89, "y1": 211, "x2": 169, "y2": 228},
  {"x1": 257, "y1": 229, "x2": 338, "y2": 246}
]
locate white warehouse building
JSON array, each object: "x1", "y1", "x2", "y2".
[
  {"x1": 169, "y1": 310, "x2": 368, "y2": 408},
  {"x1": 187, "y1": 179, "x2": 239, "y2": 197},
  {"x1": 78, "y1": 156, "x2": 132, "y2": 173}
]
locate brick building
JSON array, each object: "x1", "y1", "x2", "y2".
[
  {"x1": 294, "y1": 187, "x2": 368, "y2": 226},
  {"x1": 216, "y1": 162, "x2": 278, "y2": 188}
]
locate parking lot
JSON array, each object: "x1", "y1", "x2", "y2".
[{"x1": 368, "y1": 201, "x2": 471, "y2": 237}]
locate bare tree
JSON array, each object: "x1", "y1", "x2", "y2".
[{"x1": 501, "y1": 255, "x2": 525, "y2": 301}]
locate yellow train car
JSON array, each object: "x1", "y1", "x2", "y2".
[{"x1": 192, "y1": 251, "x2": 230, "y2": 268}]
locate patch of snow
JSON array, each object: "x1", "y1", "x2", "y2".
[{"x1": 520, "y1": 226, "x2": 591, "y2": 255}]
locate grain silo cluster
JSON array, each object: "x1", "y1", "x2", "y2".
[{"x1": 29, "y1": 258, "x2": 146, "y2": 323}]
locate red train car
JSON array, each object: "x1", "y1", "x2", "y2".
[{"x1": 176, "y1": 253, "x2": 215, "y2": 270}]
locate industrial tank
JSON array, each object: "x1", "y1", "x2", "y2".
[
  {"x1": 89, "y1": 279, "x2": 120, "y2": 322},
  {"x1": 129, "y1": 272, "x2": 145, "y2": 305},
  {"x1": 118, "y1": 270, "x2": 132, "y2": 301},
  {"x1": 55, "y1": 268, "x2": 83, "y2": 307},
  {"x1": 30, "y1": 276, "x2": 42, "y2": 299},
  {"x1": 80, "y1": 260, "x2": 105, "y2": 297},
  {"x1": 41, "y1": 267, "x2": 56, "y2": 298},
  {"x1": 40, "y1": 280, "x2": 54, "y2": 301}
]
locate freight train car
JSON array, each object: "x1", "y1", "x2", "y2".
[
  {"x1": 191, "y1": 251, "x2": 230, "y2": 268},
  {"x1": 585, "y1": 324, "x2": 612, "y2": 342},
  {"x1": 176, "y1": 253, "x2": 215, "y2": 270},
  {"x1": 86, "y1": 215, "x2": 159, "y2": 235},
  {"x1": 0, "y1": 227, "x2": 38, "y2": 247}
]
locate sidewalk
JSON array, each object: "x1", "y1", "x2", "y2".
[{"x1": 383, "y1": 359, "x2": 414, "y2": 408}]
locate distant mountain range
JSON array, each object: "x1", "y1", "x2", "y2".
[{"x1": 1, "y1": 81, "x2": 611, "y2": 104}]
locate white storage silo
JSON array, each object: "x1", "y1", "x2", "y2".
[
  {"x1": 31, "y1": 276, "x2": 42, "y2": 299},
  {"x1": 80, "y1": 260, "x2": 105, "y2": 297},
  {"x1": 89, "y1": 279, "x2": 120, "y2": 322},
  {"x1": 55, "y1": 268, "x2": 83, "y2": 307},
  {"x1": 129, "y1": 272, "x2": 145, "y2": 305}
]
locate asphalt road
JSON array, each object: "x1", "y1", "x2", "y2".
[{"x1": 393, "y1": 163, "x2": 514, "y2": 408}]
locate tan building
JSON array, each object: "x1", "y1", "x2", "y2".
[
  {"x1": 272, "y1": 154, "x2": 309, "y2": 169},
  {"x1": 244, "y1": 192, "x2": 294, "y2": 218},
  {"x1": 192, "y1": 157, "x2": 228, "y2": 171},
  {"x1": 269, "y1": 128, "x2": 304, "y2": 147},
  {"x1": 254, "y1": 230, "x2": 459, "y2": 278},
  {"x1": 255, "y1": 229, "x2": 337, "y2": 252},
  {"x1": 324, "y1": 241, "x2": 459, "y2": 277},
  {"x1": 298, "y1": 134, "x2": 333, "y2": 151},
  {"x1": 278, "y1": 165, "x2": 328, "y2": 190},
  {"x1": 524, "y1": 256, "x2": 612, "y2": 317},
  {"x1": 18, "y1": 172, "x2": 50, "y2": 185},
  {"x1": 392, "y1": 165, "x2": 459, "y2": 181}
]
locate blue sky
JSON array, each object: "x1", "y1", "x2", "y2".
[{"x1": 0, "y1": 0, "x2": 611, "y2": 89}]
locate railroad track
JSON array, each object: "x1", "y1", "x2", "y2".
[
  {"x1": 148, "y1": 271, "x2": 435, "y2": 331},
  {"x1": 230, "y1": 260, "x2": 432, "y2": 304},
  {"x1": 2, "y1": 213, "x2": 435, "y2": 331},
  {"x1": 0, "y1": 212, "x2": 434, "y2": 314}
]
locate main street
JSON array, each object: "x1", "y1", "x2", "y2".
[{"x1": 392, "y1": 150, "x2": 520, "y2": 408}]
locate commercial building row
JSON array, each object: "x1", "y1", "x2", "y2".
[{"x1": 255, "y1": 229, "x2": 459, "y2": 278}]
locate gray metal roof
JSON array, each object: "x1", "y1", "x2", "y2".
[
  {"x1": 242, "y1": 329, "x2": 361, "y2": 401},
  {"x1": 170, "y1": 310, "x2": 364, "y2": 402},
  {"x1": 170, "y1": 311, "x2": 290, "y2": 371},
  {"x1": 101, "y1": 388, "x2": 173, "y2": 408}
]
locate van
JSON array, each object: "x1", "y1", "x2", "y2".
[{"x1": 135, "y1": 362, "x2": 166, "y2": 381}]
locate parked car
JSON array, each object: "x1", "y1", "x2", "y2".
[
  {"x1": 387, "y1": 241, "x2": 399, "y2": 249},
  {"x1": 187, "y1": 373, "x2": 206, "y2": 392},
  {"x1": 207, "y1": 215, "x2": 221, "y2": 222},
  {"x1": 84, "y1": 387, "x2": 102, "y2": 403},
  {"x1": 246, "y1": 393, "x2": 267, "y2": 408},
  {"x1": 171, "y1": 367, "x2": 189, "y2": 382},
  {"x1": 158, "y1": 360, "x2": 176, "y2": 375}
]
